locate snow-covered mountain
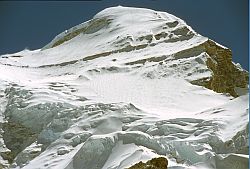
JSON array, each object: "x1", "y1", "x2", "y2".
[{"x1": 0, "y1": 6, "x2": 248, "y2": 169}]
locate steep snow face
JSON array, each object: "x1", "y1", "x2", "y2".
[
  {"x1": 0, "y1": 6, "x2": 248, "y2": 169},
  {"x1": 0, "y1": 6, "x2": 201, "y2": 68}
]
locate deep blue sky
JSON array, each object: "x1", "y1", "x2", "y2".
[{"x1": 0, "y1": 0, "x2": 248, "y2": 69}]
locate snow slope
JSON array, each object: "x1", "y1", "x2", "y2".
[{"x1": 0, "y1": 6, "x2": 248, "y2": 169}]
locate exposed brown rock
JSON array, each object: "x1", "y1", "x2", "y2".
[
  {"x1": 50, "y1": 18, "x2": 112, "y2": 48},
  {"x1": 125, "y1": 56, "x2": 167, "y2": 65},
  {"x1": 2, "y1": 121, "x2": 37, "y2": 163},
  {"x1": 0, "y1": 151, "x2": 14, "y2": 164},
  {"x1": 204, "y1": 40, "x2": 248, "y2": 97},
  {"x1": 165, "y1": 21, "x2": 179, "y2": 28},
  {"x1": 188, "y1": 39, "x2": 248, "y2": 97},
  {"x1": 155, "y1": 32, "x2": 168, "y2": 40},
  {"x1": 127, "y1": 157, "x2": 168, "y2": 169}
]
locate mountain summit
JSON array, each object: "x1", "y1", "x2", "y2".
[{"x1": 0, "y1": 6, "x2": 248, "y2": 169}]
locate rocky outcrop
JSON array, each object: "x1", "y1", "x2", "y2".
[
  {"x1": 2, "y1": 121, "x2": 37, "y2": 163},
  {"x1": 205, "y1": 40, "x2": 248, "y2": 97},
  {"x1": 190, "y1": 39, "x2": 248, "y2": 97},
  {"x1": 43, "y1": 17, "x2": 112, "y2": 49},
  {"x1": 127, "y1": 157, "x2": 168, "y2": 169}
]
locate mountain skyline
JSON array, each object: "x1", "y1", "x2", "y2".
[{"x1": 0, "y1": 0, "x2": 249, "y2": 70}]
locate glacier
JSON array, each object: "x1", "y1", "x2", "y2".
[{"x1": 0, "y1": 6, "x2": 248, "y2": 169}]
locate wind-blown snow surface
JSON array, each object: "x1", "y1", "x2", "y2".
[{"x1": 0, "y1": 6, "x2": 248, "y2": 169}]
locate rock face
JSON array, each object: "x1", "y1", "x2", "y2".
[
  {"x1": 188, "y1": 39, "x2": 248, "y2": 97},
  {"x1": 48, "y1": 18, "x2": 112, "y2": 49},
  {"x1": 204, "y1": 40, "x2": 248, "y2": 97},
  {"x1": 2, "y1": 121, "x2": 37, "y2": 162},
  {"x1": 0, "y1": 6, "x2": 248, "y2": 169},
  {"x1": 128, "y1": 157, "x2": 168, "y2": 169}
]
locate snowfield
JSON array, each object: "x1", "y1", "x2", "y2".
[{"x1": 0, "y1": 6, "x2": 248, "y2": 169}]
